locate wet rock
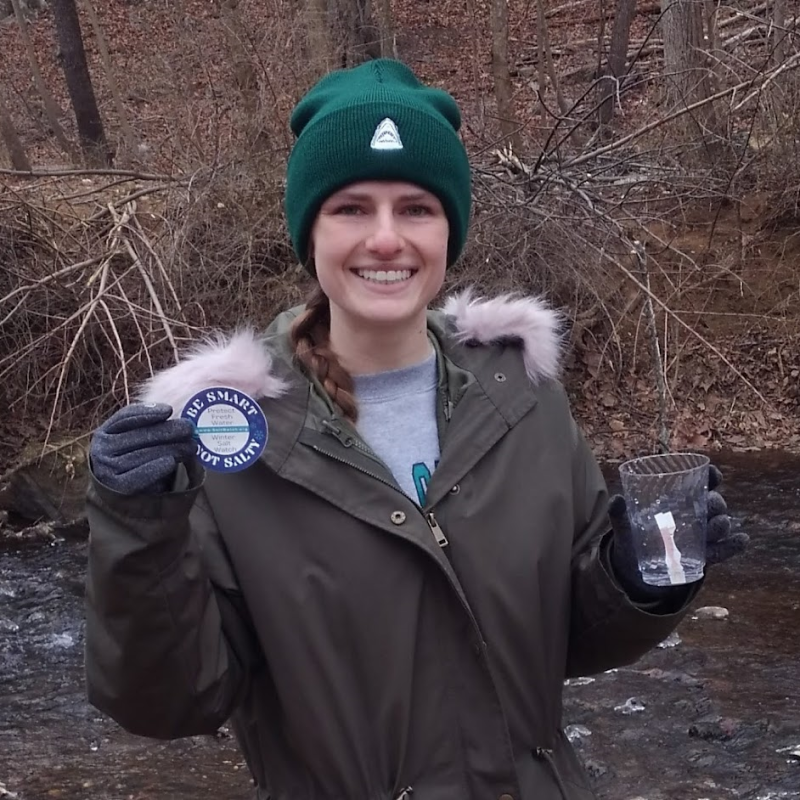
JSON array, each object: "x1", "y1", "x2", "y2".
[
  {"x1": 614, "y1": 697, "x2": 646, "y2": 715},
  {"x1": 583, "y1": 759, "x2": 608, "y2": 779},
  {"x1": 657, "y1": 631, "x2": 682, "y2": 648},
  {"x1": 0, "y1": 617, "x2": 19, "y2": 633},
  {"x1": 565, "y1": 724, "x2": 592, "y2": 744},
  {"x1": 775, "y1": 745, "x2": 800, "y2": 762},
  {"x1": 0, "y1": 439, "x2": 89, "y2": 525},
  {"x1": 563, "y1": 697, "x2": 605, "y2": 715},
  {"x1": 641, "y1": 668, "x2": 704, "y2": 688},
  {"x1": 672, "y1": 697, "x2": 713, "y2": 718},
  {"x1": 564, "y1": 676, "x2": 595, "y2": 687},
  {"x1": 763, "y1": 717, "x2": 800, "y2": 736},
  {"x1": 688, "y1": 715, "x2": 743, "y2": 742},
  {"x1": 49, "y1": 632, "x2": 75, "y2": 649},
  {"x1": 687, "y1": 751, "x2": 717, "y2": 768},
  {"x1": 692, "y1": 606, "x2": 730, "y2": 621},
  {"x1": 0, "y1": 782, "x2": 19, "y2": 799},
  {"x1": 756, "y1": 793, "x2": 800, "y2": 800}
]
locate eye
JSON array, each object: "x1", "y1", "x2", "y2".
[
  {"x1": 404, "y1": 204, "x2": 435, "y2": 217},
  {"x1": 333, "y1": 204, "x2": 365, "y2": 216}
]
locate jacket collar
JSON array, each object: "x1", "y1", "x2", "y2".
[{"x1": 138, "y1": 289, "x2": 563, "y2": 412}]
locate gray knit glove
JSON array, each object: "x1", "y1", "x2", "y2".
[
  {"x1": 90, "y1": 403, "x2": 198, "y2": 495},
  {"x1": 608, "y1": 465, "x2": 749, "y2": 601}
]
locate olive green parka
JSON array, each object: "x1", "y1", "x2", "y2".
[{"x1": 85, "y1": 291, "x2": 696, "y2": 800}]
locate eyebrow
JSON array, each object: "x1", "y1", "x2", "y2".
[{"x1": 325, "y1": 190, "x2": 433, "y2": 203}]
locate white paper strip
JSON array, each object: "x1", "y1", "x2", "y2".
[{"x1": 654, "y1": 511, "x2": 686, "y2": 584}]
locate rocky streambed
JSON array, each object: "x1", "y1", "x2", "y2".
[{"x1": 1, "y1": 450, "x2": 798, "y2": 800}]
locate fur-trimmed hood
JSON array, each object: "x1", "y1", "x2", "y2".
[{"x1": 140, "y1": 289, "x2": 562, "y2": 412}]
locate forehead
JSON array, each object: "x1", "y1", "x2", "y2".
[{"x1": 324, "y1": 181, "x2": 437, "y2": 202}]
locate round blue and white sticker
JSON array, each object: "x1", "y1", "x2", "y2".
[{"x1": 181, "y1": 387, "x2": 267, "y2": 473}]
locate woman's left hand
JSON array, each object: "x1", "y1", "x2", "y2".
[
  {"x1": 701, "y1": 465, "x2": 749, "y2": 564},
  {"x1": 608, "y1": 464, "x2": 749, "y2": 600}
]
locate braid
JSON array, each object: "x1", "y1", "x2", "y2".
[{"x1": 290, "y1": 287, "x2": 359, "y2": 423}]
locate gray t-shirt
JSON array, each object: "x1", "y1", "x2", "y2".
[{"x1": 353, "y1": 353, "x2": 439, "y2": 506}]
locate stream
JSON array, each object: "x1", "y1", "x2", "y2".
[{"x1": 1, "y1": 450, "x2": 798, "y2": 800}]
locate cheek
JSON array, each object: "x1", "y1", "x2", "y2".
[
  {"x1": 429, "y1": 224, "x2": 449, "y2": 268},
  {"x1": 311, "y1": 228, "x2": 346, "y2": 274}
]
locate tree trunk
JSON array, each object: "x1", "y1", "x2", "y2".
[
  {"x1": 771, "y1": 0, "x2": 787, "y2": 65},
  {"x1": 0, "y1": 90, "x2": 31, "y2": 170},
  {"x1": 703, "y1": 0, "x2": 721, "y2": 95},
  {"x1": 375, "y1": 0, "x2": 395, "y2": 58},
  {"x1": 598, "y1": 0, "x2": 638, "y2": 125},
  {"x1": 659, "y1": 0, "x2": 721, "y2": 158},
  {"x1": 535, "y1": 0, "x2": 573, "y2": 133},
  {"x1": 220, "y1": 0, "x2": 269, "y2": 152},
  {"x1": 50, "y1": 0, "x2": 112, "y2": 166},
  {"x1": 81, "y1": 0, "x2": 136, "y2": 158},
  {"x1": 305, "y1": 0, "x2": 333, "y2": 76},
  {"x1": 490, "y1": 0, "x2": 521, "y2": 152},
  {"x1": 9, "y1": 0, "x2": 77, "y2": 160},
  {"x1": 337, "y1": 0, "x2": 381, "y2": 66}
]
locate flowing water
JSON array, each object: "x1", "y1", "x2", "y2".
[{"x1": 1, "y1": 450, "x2": 798, "y2": 800}]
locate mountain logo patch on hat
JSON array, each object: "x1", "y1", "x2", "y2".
[{"x1": 370, "y1": 118, "x2": 403, "y2": 151}]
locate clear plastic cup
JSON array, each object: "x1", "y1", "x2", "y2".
[{"x1": 618, "y1": 452, "x2": 710, "y2": 586}]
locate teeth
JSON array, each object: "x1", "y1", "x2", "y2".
[{"x1": 356, "y1": 269, "x2": 412, "y2": 284}]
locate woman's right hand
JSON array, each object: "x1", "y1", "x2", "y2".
[{"x1": 90, "y1": 403, "x2": 198, "y2": 495}]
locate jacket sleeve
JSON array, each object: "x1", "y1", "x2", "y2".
[
  {"x1": 84, "y1": 463, "x2": 260, "y2": 739},
  {"x1": 565, "y1": 418, "x2": 701, "y2": 677}
]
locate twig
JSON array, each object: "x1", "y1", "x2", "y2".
[
  {"x1": 45, "y1": 258, "x2": 111, "y2": 446},
  {"x1": 633, "y1": 241, "x2": 670, "y2": 451},
  {"x1": 98, "y1": 298, "x2": 130, "y2": 403},
  {"x1": 84, "y1": 184, "x2": 176, "y2": 223},
  {"x1": 129, "y1": 211, "x2": 183, "y2": 314},
  {"x1": 110, "y1": 202, "x2": 180, "y2": 364},
  {"x1": 564, "y1": 54, "x2": 800, "y2": 169},
  {"x1": 0, "y1": 255, "x2": 105, "y2": 305},
  {"x1": 0, "y1": 168, "x2": 180, "y2": 180},
  {"x1": 732, "y1": 50, "x2": 800, "y2": 111}
]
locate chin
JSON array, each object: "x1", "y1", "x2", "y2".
[
  {"x1": 348, "y1": 298, "x2": 426, "y2": 327},
  {"x1": 356, "y1": 307, "x2": 420, "y2": 327}
]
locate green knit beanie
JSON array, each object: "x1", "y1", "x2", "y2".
[{"x1": 285, "y1": 59, "x2": 472, "y2": 271}]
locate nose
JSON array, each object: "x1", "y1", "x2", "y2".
[{"x1": 365, "y1": 208, "x2": 404, "y2": 257}]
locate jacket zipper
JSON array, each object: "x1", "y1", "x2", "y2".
[
  {"x1": 309, "y1": 443, "x2": 398, "y2": 494},
  {"x1": 321, "y1": 418, "x2": 385, "y2": 466},
  {"x1": 534, "y1": 747, "x2": 570, "y2": 800},
  {"x1": 312, "y1": 429, "x2": 450, "y2": 550},
  {"x1": 427, "y1": 512, "x2": 448, "y2": 547}
]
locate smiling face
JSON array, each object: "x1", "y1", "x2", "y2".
[{"x1": 310, "y1": 181, "x2": 449, "y2": 341}]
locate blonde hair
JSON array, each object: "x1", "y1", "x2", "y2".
[{"x1": 290, "y1": 287, "x2": 358, "y2": 423}]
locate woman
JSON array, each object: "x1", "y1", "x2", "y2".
[{"x1": 86, "y1": 59, "x2": 746, "y2": 800}]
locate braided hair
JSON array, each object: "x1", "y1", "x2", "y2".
[{"x1": 290, "y1": 287, "x2": 358, "y2": 423}]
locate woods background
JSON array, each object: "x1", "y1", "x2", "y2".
[{"x1": 0, "y1": 0, "x2": 798, "y2": 532}]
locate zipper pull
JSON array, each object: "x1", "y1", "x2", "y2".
[
  {"x1": 427, "y1": 512, "x2": 449, "y2": 547},
  {"x1": 321, "y1": 418, "x2": 354, "y2": 447}
]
